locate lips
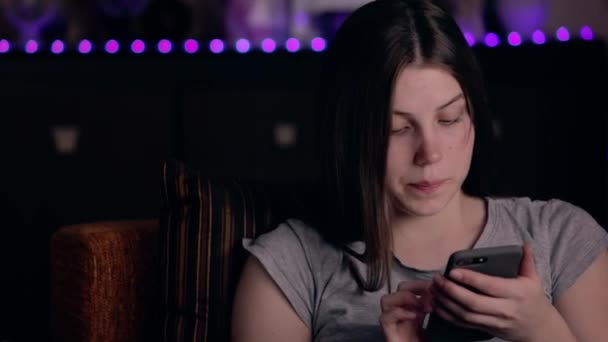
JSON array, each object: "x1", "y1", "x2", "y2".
[{"x1": 408, "y1": 179, "x2": 447, "y2": 193}]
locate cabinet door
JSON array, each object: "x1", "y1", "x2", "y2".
[
  {"x1": 2, "y1": 91, "x2": 172, "y2": 224},
  {"x1": 183, "y1": 88, "x2": 319, "y2": 183}
]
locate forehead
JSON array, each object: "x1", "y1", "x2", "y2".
[{"x1": 391, "y1": 64, "x2": 463, "y2": 113}]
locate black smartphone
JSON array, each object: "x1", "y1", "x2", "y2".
[{"x1": 425, "y1": 245, "x2": 523, "y2": 341}]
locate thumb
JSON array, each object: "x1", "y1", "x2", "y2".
[{"x1": 519, "y1": 245, "x2": 538, "y2": 279}]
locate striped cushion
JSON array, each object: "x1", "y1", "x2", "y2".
[{"x1": 159, "y1": 160, "x2": 304, "y2": 342}]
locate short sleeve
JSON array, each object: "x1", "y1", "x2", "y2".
[
  {"x1": 546, "y1": 200, "x2": 608, "y2": 299},
  {"x1": 242, "y1": 219, "x2": 321, "y2": 328}
]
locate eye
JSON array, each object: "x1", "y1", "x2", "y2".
[
  {"x1": 439, "y1": 106, "x2": 467, "y2": 126},
  {"x1": 438, "y1": 116, "x2": 462, "y2": 126},
  {"x1": 438, "y1": 119, "x2": 458, "y2": 125},
  {"x1": 391, "y1": 125, "x2": 412, "y2": 135}
]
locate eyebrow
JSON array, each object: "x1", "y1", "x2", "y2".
[{"x1": 393, "y1": 93, "x2": 464, "y2": 117}]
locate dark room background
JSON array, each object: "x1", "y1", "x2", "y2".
[{"x1": 0, "y1": 0, "x2": 607, "y2": 341}]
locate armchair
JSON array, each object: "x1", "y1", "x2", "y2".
[{"x1": 50, "y1": 160, "x2": 314, "y2": 342}]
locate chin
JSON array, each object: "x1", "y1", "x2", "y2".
[
  {"x1": 392, "y1": 188, "x2": 460, "y2": 217},
  {"x1": 399, "y1": 197, "x2": 448, "y2": 217}
]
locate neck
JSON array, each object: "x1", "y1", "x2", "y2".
[
  {"x1": 389, "y1": 193, "x2": 487, "y2": 270},
  {"x1": 390, "y1": 192, "x2": 479, "y2": 247}
]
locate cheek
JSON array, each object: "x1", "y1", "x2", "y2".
[
  {"x1": 465, "y1": 126, "x2": 475, "y2": 155},
  {"x1": 445, "y1": 125, "x2": 475, "y2": 160},
  {"x1": 453, "y1": 121, "x2": 475, "y2": 149},
  {"x1": 459, "y1": 128, "x2": 476, "y2": 166},
  {"x1": 386, "y1": 141, "x2": 415, "y2": 175}
]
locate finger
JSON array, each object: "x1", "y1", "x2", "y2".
[
  {"x1": 379, "y1": 306, "x2": 419, "y2": 327},
  {"x1": 433, "y1": 293, "x2": 509, "y2": 334},
  {"x1": 380, "y1": 307, "x2": 424, "y2": 342},
  {"x1": 431, "y1": 285, "x2": 498, "y2": 332},
  {"x1": 431, "y1": 275, "x2": 505, "y2": 317},
  {"x1": 518, "y1": 245, "x2": 539, "y2": 279},
  {"x1": 445, "y1": 269, "x2": 519, "y2": 298},
  {"x1": 380, "y1": 290, "x2": 425, "y2": 312},
  {"x1": 432, "y1": 298, "x2": 478, "y2": 331},
  {"x1": 420, "y1": 293, "x2": 434, "y2": 313},
  {"x1": 397, "y1": 280, "x2": 432, "y2": 294},
  {"x1": 434, "y1": 284, "x2": 490, "y2": 325}
]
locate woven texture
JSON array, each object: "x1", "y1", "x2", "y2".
[
  {"x1": 50, "y1": 219, "x2": 160, "y2": 342},
  {"x1": 159, "y1": 160, "x2": 309, "y2": 342}
]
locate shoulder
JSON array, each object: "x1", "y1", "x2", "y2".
[
  {"x1": 490, "y1": 196, "x2": 557, "y2": 214},
  {"x1": 240, "y1": 218, "x2": 344, "y2": 328},
  {"x1": 246, "y1": 218, "x2": 335, "y2": 253},
  {"x1": 489, "y1": 196, "x2": 601, "y2": 231},
  {"x1": 243, "y1": 218, "x2": 343, "y2": 275},
  {"x1": 487, "y1": 196, "x2": 607, "y2": 263},
  {"x1": 490, "y1": 197, "x2": 608, "y2": 297}
]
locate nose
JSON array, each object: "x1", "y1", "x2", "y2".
[{"x1": 413, "y1": 130, "x2": 442, "y2": 166}]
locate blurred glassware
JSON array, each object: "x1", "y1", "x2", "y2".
[
  {"x1": 95, "y1": 0, "x2": 150, "y2": 40},
  {"x1": 496, "y1": 0, "x2": 548, "y2": 39},
  {"x1": 141, "y1": 0, "x2": 192, "y2": 41},
  {"x1": 97, "y1": 0, "x2": 149, "y2": 18},
  {"x1": 0, "y1": 9, "x2": 17, "y2": 41},
  {"x1": 449, "y1": 0, "x2": 486, "y2": 39},
  {"x1": 183, "y1": 0, "x2": 223, "y2": 40},
  {"x1": 225, "y1": 0, "x2": 289, "y2": 45},
  {"x1": 289, "y1": 0, "x2": 371, "y2": 41},
  {"x1": 1, "y1": 0, "x2": 66, "y2": 46},
  {"x1": 313, "y1": 12, "x2": 349, "y2": 41}
]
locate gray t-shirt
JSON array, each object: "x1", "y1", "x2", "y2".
[{"x1": 243, "y1": 197, "x2": 608, "y2": 341}]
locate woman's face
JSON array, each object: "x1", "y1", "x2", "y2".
[{"x1": 385, "y1": 64, "x2": 475, "y2": 217}]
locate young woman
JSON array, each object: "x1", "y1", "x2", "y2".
[{"x1": 231, "y1": 1, "x2": 608, "y2": 341}]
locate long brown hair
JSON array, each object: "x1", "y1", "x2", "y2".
[{"x1": 311, "y1": 0, "x2": 495, "y2": 291}]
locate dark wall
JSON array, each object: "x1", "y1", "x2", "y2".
[
  {"x1": 0, "y1": 41, "x2": 605, "y2": 341},
  {"x1": 477, "y1": 41, "x2": 607, "y2": 226},
  {"x1": 0, "y1": 81, "x2": 173, "y2": 341}
]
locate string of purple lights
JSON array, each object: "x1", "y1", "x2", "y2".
[{"x1": 0, "y1": 26, "x2": 596, "y2": 55}]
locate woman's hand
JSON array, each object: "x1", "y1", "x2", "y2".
[
  {"x1": 430, "y1": 245, "x2": 559, "y2": 342},
  {"x1": 380, "y1": 280, "x2": 433, "y2": 342}
]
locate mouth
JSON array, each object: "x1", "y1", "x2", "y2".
[{"x1": 408, "y1": 179, "x2": 447, "y2": 194}]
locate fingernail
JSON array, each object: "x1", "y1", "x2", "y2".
[{"x1": 450, "y1": 270, "x2": 462, "y2": 281}]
